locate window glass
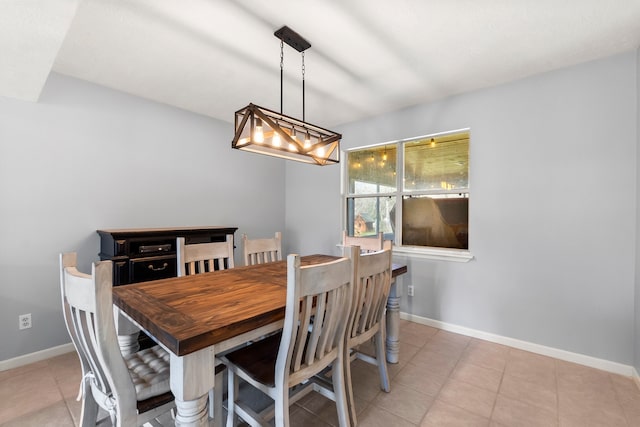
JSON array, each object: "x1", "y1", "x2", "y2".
[
  {"x1": 347, "y1": 145, "x2": 396, "y2": 194},
  {"x1": 402, "y1": 195, "x2": 468, "y2": 249},
  {"x1": 404, "y1": 135, "x2": 469, "y2": 191},
  {"x1": 346, "y1": 196, "x2": 396, "y2": 238}
]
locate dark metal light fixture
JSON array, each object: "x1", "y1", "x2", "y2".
[{"x1": 231, "y1": 26, "x2": 341, "y2": 166}]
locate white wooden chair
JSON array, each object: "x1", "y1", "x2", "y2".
[
  {"x1": 59, "y1": 252, "x2": 175, "y2": 427},
  {"x1": 342, "y1": 231, "x2": 385, "y2": 253},
  {"x1": 177, "y1": 234, "x2": 235, "y2": 276},
  {"x1": 220, "y1": 248, "x2": 357, "y2": 427},
  {"x1": 242, "y1": 231, "x2": 282, "y2": 266},
  {"x1": 343, "y1": 246, "x2": 393, "y2": 425}
]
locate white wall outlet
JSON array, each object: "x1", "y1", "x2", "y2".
[
  {"x1": 407, "y1": 285, "x2": 415, "y2": 297},
  {"x1": 19, "y1": 313, "x2": 32, "y2": 330}
]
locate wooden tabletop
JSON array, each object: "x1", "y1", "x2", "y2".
[{"x1": 113, "y1": 254, "x2": 407, "y2": 357}]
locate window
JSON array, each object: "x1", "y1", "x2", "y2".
[{"x1": 344, "y1": 130, "x2": 470, "y2": 259}]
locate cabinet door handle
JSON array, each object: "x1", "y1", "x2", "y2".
[{"x1": 148, "y1": 262, "x2": 169, "y2": 272}]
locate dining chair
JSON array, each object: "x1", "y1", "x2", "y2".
[
  {"x1": 59, "y1": 252, "x2": 175, "y2": 427},
  {"x1": 343, "y1": 245, "x2": 393, "y2": 425},
  {"x1": 242, "y1": 231, "x2": 282, "y2": 266},
  {"x1": 220, "y1": 248, "x2": 357, "y2": 427},
  {"x1": 176, "y1": 234, "x2": 235, "y2": 275},
  {"x1": 342, "y1": 230, "x2": 385, "y2": 253}
]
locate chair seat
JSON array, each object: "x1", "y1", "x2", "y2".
[
  {"x1": 224, "y1": 332, "x2": 282, "y2": 387},
  {"x1": 124, "y1": 345, "x2": 171, "y2": 401}
]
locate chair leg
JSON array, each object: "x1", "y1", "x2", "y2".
[
  {"x1": 344, "y1": 348, "x2": 357, "y2": 426},
  {"x1": 274, "y1": 384, "x2": 291, "y2": 427},
  {"x1": 374, "y1": 332, "x2": 390, "y2": 392},
  {"x1": 79, "y1": 392, "x2": 100, "y2": 427},
  {"x1": 209, "y1": 368, "x2": 225, "y2": 420},
  {"x1": 332, "y1": 354, "x2": 351, "y2": 427},
  {"x1": 226, "y1": 370, "x2": 237, "y2": 427}
]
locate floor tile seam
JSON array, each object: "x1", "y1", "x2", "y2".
[
  {"x1": 371, "y1": 398, "x2": 424, "y2": 426},
  {"x1": 390, "y1": 375, "x2": 445, "y2": 398},
  {"x1": 495, "y1": 386, "x2": 559, "y2": 417},
  {"x1": 293, "y1": 405, "x2": 335, "y2": 426},
  {"x1": 486, "y1": 361, "x2": 506, "y2": 423},
  {"x1": 435, "y1": 346, "x2": 499, "y2": 420}
]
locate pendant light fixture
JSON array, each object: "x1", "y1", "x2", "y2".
[{"x1": 231, "y1": 26, "x2": 341, "y2": 166}]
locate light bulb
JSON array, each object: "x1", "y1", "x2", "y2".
[
  {"x1": 254, "y1": 118, "x2": 264, "y2": 143},
  {"x1": 272, "y1": 131, "x2": 281, "y2": 147},
  {"x1": 304, "y1": 132, "x2": 311, "y2": 149},
  {"x1": 316, "y1": 146, "x2": 325, "y2": 157}
]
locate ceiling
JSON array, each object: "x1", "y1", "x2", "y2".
[{"x1": 2, "y1": 0, "x2": 640, "y2": 127}]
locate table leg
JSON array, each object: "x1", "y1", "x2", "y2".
[
  {"x1": 114, "y1": 308, "x2": 140, "y2": 356},
  {"x1": 170, "y1": 348, "x2": 216, "y2": 427},
  {"x1": 385, "y1": 278, "x2": 400, "y2": 364}
]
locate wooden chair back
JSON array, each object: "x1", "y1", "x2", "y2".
[
  {"x1": 342, "y1": 230, "x2": 387, "y2": 253},
  {"x1": 278, "y1": 249, "x2": 355, "y2": 388},
  {"x1": 243, "y1": 231, "x2": 282, "y2": 266},
  {"x1": 176, "y1": 234, "x2": 234, "y2": 276},
  {"x1": 59, "y1": 253, "x2": 173, "y2": 426},
  {"x1": 347, "y1": 247, "x2": 393, "y2": 344}
]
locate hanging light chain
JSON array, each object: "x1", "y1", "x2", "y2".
[
  {"x1": 301, "y1": 51, "x2": 306, "y2": 122},
  {"x1": 280, "y1": 39, "x2": 284, "y2": 114}
]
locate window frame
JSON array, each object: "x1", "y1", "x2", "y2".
[{"x1": 342, "y1": 129, "x2": 473, "y2": 262}]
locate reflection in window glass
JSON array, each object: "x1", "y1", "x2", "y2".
[
  {"x1": 348, "y1": 145, "x2": 396, "y2": 194},
  {"x1": 404, "y1": 134, "x2": 469, "y2": 191},
  {"x1": 401, "y1": 195, "x2": 468, "y2": 249}
]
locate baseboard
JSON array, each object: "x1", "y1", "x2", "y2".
[
  {"x1": 0, "y1": 343, "x2": 75, "y2": 372},
  {"x1": 400, "y1": 312, "x2": 636, "y2": 378}
]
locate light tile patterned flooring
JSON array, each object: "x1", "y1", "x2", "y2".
[{"x1": 1, "y1": 320, "x2": 639, "y2": 426}]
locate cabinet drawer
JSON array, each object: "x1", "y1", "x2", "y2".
[{"x1": 130, "y1": 255, "x2": 176, "y2": 283}]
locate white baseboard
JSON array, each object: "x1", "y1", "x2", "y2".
[
  {"x1": 401, "y1": 312, "x2": 636, "y2": 378},
  {"x1": 0, "y1": 343, "x2": 75, "y2": 372}
]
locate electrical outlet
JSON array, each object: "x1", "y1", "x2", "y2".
[
  {"x1": 19, "y1": 313, "x2": 32, "y2": 330},
  {"x1": 407, "y1": 285, "x2": 415, "y2": 297}
]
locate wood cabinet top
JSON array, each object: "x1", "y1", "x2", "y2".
[{"x1": 97, "y1": 226, "x2": 237, "y2": 237}]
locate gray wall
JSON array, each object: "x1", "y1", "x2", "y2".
[
  {"x1": 287, "y1": 51, "x2": 638, "y2": 365},
  {"x1": 0, "y1": 73, "x2": 287, "y2": 361}
]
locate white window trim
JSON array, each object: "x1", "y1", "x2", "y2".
[{"x1": 392, "y1": 245, "x2": 474, "y2": 262}]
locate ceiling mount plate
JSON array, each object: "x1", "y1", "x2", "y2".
[{"x1": 274, "y1": 26, "x2": 311, "y2": 52}]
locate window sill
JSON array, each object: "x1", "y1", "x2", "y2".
[{"x1": 392, "y1": 246, "x2": 474, "y2": 262}]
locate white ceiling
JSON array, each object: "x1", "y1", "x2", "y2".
[{"x1": 3, "y1": 0, "x2": 640, "y2": 127}]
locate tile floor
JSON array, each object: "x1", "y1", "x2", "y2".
[{"x1": 1, "y1": 320, "x2": 639, "y2": 426}]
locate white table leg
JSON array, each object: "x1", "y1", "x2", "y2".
[
  {"x1": 114, "y1": 308, "x2": 140, "y2": 356},
  {"x1": 170, "y1": 348, "x2": 216, "y2": 427},
  {"x1": 385, "y1": 278, "x2": 400, "y2": 364}
]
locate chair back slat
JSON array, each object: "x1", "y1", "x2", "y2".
[
  {"x1": 177, "y1": 234, "x2": 235, "y2": 276},
  {"x1": 243, "y1": 232, "x2": 282, "y2": 266}
]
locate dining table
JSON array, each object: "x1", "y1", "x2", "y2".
[{"x1": 112, "y1": 254, "x2": 407, "y2": 426}]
